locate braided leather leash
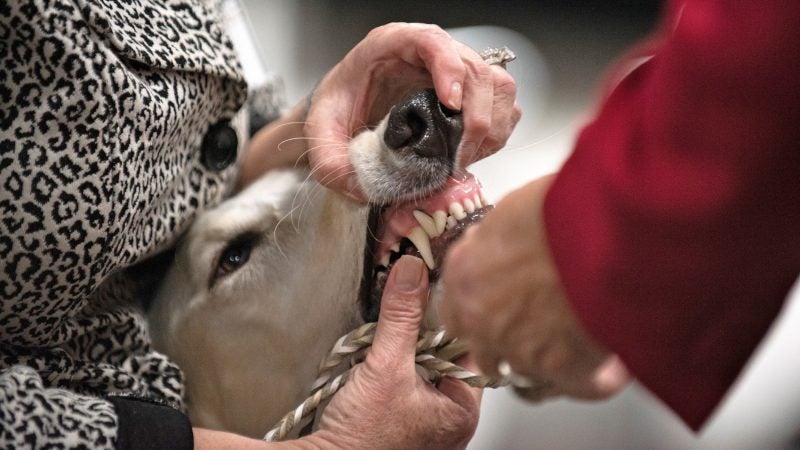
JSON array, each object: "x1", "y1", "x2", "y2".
[{"x1": 264, "y1": 324, "x2": 508, "y2": 441}]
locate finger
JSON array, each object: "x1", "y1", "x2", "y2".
[
  {"x1": 438, "y1": 229, "x2": 479, "y2": 340},
  {"x1": 370, "y1": 256, "x2": 429, "y2": 368},
  {"x1": 435, "y1": 355, "x2": 482, "y2": 411},
  {"x1": 454, "y1": 42, "x2": 493, "y2": 169},
  {"x1": 514, "y1": 329, "x2": 627, "y2": 400},
  {"x1": 394, "y1": 24, "x2": 467, "y2": 111},
  {"x1": 471, "y1": 66, "x2": 521, "y2": 163},
  {"x1": 302, "y1": 86, "x2": 367, "y2": 200},
  {"x1": 586, "y1": 354, "x2": 631, "y2": 399},
  {"x1": 305, "y1": 135, "x2": 366, "y2": 202},
  {"x1": 470, "y1": 342, "x2": 503, "y2": 379}
]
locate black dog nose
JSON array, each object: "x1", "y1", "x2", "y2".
[{"x1": 383, "y1": 89, "x2": 463, "y2": 160}]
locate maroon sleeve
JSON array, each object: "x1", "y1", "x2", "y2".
[{"x1": 544, "y1": 0, "x2": 800, "y2": 429}]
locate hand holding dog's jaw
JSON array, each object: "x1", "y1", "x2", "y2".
[
  {"x1": 303, "y1": 23, "x2": 520, "y2": 202},
  {"x1": 308, "y1": 255, "x2": 481, "y2": 449}
]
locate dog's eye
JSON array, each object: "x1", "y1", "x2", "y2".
[{"x1": 213, "y1": 233, "x2": 257, "y2": 283}]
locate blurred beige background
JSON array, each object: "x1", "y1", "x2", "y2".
[{"x1": 230, "y1": 1, "x2": 800, "y2": 448}]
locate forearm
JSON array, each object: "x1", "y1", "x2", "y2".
[{"x1": 238, "y1": 100, "x2": 309, "y2": 190}]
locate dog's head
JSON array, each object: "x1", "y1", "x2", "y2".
[{"x1": 148, "y1": 88, "x2": 492, "y2": 437}]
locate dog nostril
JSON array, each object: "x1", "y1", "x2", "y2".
[
  {"x1": 406, "y1": 111, "x2": 427, "y2": 144},
  {"x1": 385, "y1": 107, "x2": 427, "y2": 150},
  {"x1": 383, "y1": 88, "x2": 464, "y2": 160}
]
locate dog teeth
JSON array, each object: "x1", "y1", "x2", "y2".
[
  {"x1": 380, "y1": 253, "x2": 390, "y2": 267},
  {"x1": 391, "y1": 242, "x2": 400, "y2": 253},
  {"x1": 463, "y1": 198, "x2": 475, "y2": 213},
  {"x1": 446, "y1": 215, "x2": 457, "y2": 230},
  {"x1": 449, "y1": 202, "x2": 466, "y2": 220},
  {"x1": 473, "y1": 194, "x2": 482, "y2": 209},
  {"x1": 413, "y1": 210, "x2": 439, "y2": 238},
  {"x1": 433, "y1": 210, "x2": 447, "y2": 235},
  {"x1": 480, "y1": 191, "x2": 490, "y2": 207},
  {"x1": 407, "y1": 226, "x2": 435, "y2": 270}
]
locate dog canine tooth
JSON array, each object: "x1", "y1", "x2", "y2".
[
  {"x1": 449, "y1": 202, "x2": 466, "y2": 220},
  {"x1": 433, "y1": 210, "x2": 447, "y2": 235},
  {"x1": 446, "y1": 215, "x2": 457, "y2": 230},
  {"x1": 407, "y1": 226, "x2": 435, "y2": 270},
  {"x1": 480, "y1": 191, "x2": 489, "y2": 207},
  {"x1": 413, "y1": 210, "x2": 439, "y2": 238},
  {"x1": 380, "y1": 253, "x2": 391, "y2": 267},
  {"x1": 463, "y1": 198, "x2": 475, "y2": 214},
  {"x1": 391, "y1": 242, "x2": 400, "y2": 253}
]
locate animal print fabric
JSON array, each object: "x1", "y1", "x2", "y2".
[{"x1": 0, "y1": 0, "x2": 282, "y2": 447}]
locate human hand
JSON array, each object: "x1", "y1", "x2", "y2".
[
  {"x1": 309, "y1": 255, "x2": 481, "y2": 449},
  {"x1": 440, "y1": 175, "x2": 630, "y2": 401},
  {"x1": 304, "y1": 23, "x2": 521, "y2": 201}
]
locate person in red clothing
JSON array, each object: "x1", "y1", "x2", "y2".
[{"x1": 440, "y1": 0, "x2": 800, "y2": 430}]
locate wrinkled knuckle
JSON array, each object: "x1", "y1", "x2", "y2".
[
  {"x1": 492, "y1": 66, "x2": 517, "y2": 92},
  {"x1": 469, "y1": 114, "x2": 492, "y2": 137},
  {"x1": 470, "y1": 60, "x2": 493, "y2": 83},
  {"x1": 382, "y1": 293, "x2": 425, "y2": 322}
]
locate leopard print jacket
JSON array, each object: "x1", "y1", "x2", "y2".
[{"x1": 0, "y1": 0, "x2": 284, "y2": 447}]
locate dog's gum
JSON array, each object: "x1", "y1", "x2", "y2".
[{"x1": 375, "y1": 173, "x2": 486, "y2": 262}]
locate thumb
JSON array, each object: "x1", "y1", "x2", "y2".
[
  {"x1": 371, "y1": 256, "x2": 429, "y2": 363},
  {"x1": 303, "y1": 94, "x2": 366, "y2": 202}
]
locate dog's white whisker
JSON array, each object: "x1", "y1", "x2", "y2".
[
  {"x1": 276, "y1": 136, "x2": 340, "y2": 153},
  {"x1": 294, "y1": 143, "x2": 349, "y2": 164},
  {"x1": 299, "y1": 119, "x2": 353, "y2": 140}
]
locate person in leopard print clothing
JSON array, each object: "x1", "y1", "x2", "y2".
[{"x1": 0, "y1": 0, "x2": 519, "y2": 448}]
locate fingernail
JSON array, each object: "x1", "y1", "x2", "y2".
[
  {"x1": 449, "y1": 81, "x2": 462, "y2": 110},
  {"x1": 593, "y1": 355, "x2": 630, "y2": 396},
  {"x1": 393, "y1": 255, "x2": 425, "y2": 293}
]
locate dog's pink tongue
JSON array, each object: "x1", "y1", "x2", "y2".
[{"x1": 376, "y1": 173, "x2": 487, "y2": 263}]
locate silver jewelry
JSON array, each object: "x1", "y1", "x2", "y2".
[{"x1": 479, "y1": 46, "x2": 517, "y2": 69}]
